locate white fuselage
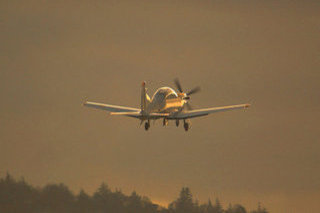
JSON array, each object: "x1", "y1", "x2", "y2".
[{"x1": 146, "y1": 87, "x2": 186, "y2": 113}]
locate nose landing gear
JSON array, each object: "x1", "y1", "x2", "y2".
[
  {"x1": 144, "y1": 121, "x2": 150, "y2": 131},
  {"x1": 163, "y1": 118, "x2": 168, "y2": 126},
  {"x1": 175, "y1": 119, "x2": 179, "y2": 127},
  {"x1": 184, "y1": 123, "x2": 189, "y2": 131},
  {"x1": 183, "y1": 119, "x2": 190, "y2": 131}
]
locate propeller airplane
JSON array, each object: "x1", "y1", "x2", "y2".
[{"x1": 83, "y1": 79, "x2": 250, "y2": 131}]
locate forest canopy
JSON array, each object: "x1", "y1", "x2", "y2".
[{"x1": 0, "y1": 173, "x2": 268, "y2": 213}]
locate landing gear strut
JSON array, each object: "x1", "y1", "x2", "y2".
[
  {"x1": 176, "y1": 119, "x2": 179, "y2": 127},
  {"x1": 144, "y1": 121, "x2": 150, "y2": 131},
  {"x1": 163, "y1": 118, "x2": 168, "y2": 126}
]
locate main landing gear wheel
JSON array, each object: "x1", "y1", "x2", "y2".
[
  {"x1": 144, "y1": 122, "x2": 150, "y2": 131},
  {"x1": 176, "y1": 120, "x2": 179, "y2": 127}
]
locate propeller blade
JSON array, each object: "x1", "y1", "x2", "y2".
[
  {"x1": 174, "y1": 78, "x2": 183, "y2": 93},
  {"x1": 187, "y1": 86, "x2": 201, "y2": 96}
]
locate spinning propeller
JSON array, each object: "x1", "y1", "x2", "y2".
[{"x1": 174, "y1": 78, "x2": 201, "y2": 110}]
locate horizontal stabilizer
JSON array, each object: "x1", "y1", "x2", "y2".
[
  {"x1": 110, "y1": 112, "x2": 141, "y2": 118},
  {"x1": 110, "y1": 111, "x2": 169, "y2": 119}
]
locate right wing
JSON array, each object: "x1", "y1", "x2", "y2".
[
  {"x1": 171, "y1": 104, "x2": 250, "y2": 119},
  {"x1": 83, "y1": 101, "x2": 169, "y2": 119},
  {"x1": 83, "y1": 101, "x2": 140, "y2": 113}
]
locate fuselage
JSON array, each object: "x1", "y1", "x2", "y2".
[{"x1": 146, "y1": 87, "x2": 186, "y2": 113}]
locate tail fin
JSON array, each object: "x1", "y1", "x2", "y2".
[{"x1": 141, "y1": 81, "x2": 151, "y2": 112}]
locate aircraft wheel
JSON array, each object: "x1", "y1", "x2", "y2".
[
  {"x1": 145, "y1": 122, "x2": 150, "y2": 131},
  {"x1": 176, "y1": 120, "x2": 179, "y2": 127},
  {"x1": 184, "y1": 122, "x2": 189, "y2": 131}
]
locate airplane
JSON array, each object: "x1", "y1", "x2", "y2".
[{"x1": 83, "y1": 79, "x2": 250, "y2": 131}]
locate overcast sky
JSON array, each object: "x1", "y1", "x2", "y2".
[{"x1": 1, "y1": 1, "x2": 319, "y2": 213}]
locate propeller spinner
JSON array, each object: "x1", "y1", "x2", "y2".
[{"x1": 174, "y1": 78, "x2": 200, "y2": 110}]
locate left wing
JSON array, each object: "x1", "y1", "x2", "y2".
[{"x1": 170, "y1": 104, "x2": 250, "y2": 119}]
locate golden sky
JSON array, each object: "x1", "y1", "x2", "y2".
[{"x1": 1, "y1": 1, "x2": 320, "y2": 212}]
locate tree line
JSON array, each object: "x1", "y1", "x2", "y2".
[{"x1": 0, "y1": 173, "x2": 268, "y2": 213}]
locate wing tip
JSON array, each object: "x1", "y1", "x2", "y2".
[{"x1": 82, "y1": 99, "x2": 89, "y2": 107}]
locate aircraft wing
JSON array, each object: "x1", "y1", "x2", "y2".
[
  {"x1": 171, "y1": 104, "x2": 250, "y2": 119},
  {"x1": 83, "y1": 101, "x2": 140, "y2": 113},
  {"x1": 84, "y1": 101, "x2": 169, "y2": 119}
]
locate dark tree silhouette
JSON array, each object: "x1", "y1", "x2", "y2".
[
  {"x1": 225, "y1": 203, "x2": 247, "y2": 213},
  {"x1": 168, "y1": 187, "x2": 199, "y2": 213},
  {"x1": 212, "y1": 198, "x2": 223, "y2": 213},
  {"x1": 0, "y1": 173, "x2": 39, "y2": 213},
  {"x1": 39, "y1": 183, "x2": 75, "y2": 213},
  {"x1": 0, "y1": 173, "x2": 268, "y2": 213},
  {"x1": 75, "y1": 189, "x2": 94, "y2": 213},
  {"x1": 250, "y1": 202, "x2": 269, "y2": 213},
  {"x1": 200, "y1": 199, "x2": 214, "y2": 213}
]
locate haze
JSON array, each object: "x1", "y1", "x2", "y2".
[{"x1": 1, "y1": 1, "x2": 319, "y2": 213}]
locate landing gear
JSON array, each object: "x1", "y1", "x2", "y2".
[
  {"x1": 175, "y1": 119, "x2": 179, "y2": 127},
  {"x1": 184, "y1": 123, "x2": 189, "y2": 131},
  {"x1": 183, "y1": 119, "x2": 190, "y2": 131},
  {"x1": 144, "y1": 121, "x2": 150, "y2": 131},
  {"x1": 163, "y1": 118, "x2": 168, "y2": 126}
]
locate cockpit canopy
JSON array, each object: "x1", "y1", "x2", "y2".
[{"x1": 152, "y1": 87, "x2": 178, "y2": 101}]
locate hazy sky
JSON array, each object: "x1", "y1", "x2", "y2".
[{"x1": 1, "y1": 1, "x2": 319, "y2": 213}]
